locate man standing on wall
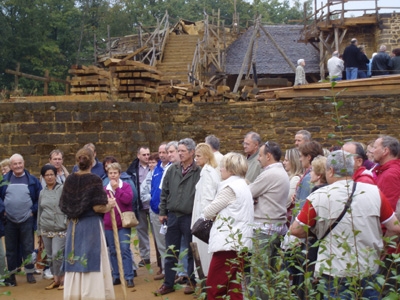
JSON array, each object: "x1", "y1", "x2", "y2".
[
  {"x1": 156, "y1": 138, "x2": 201, "y2": 296},
  {"x1": 127, "y1": 146, "x2": 151, "y2": 267},
  {"x1": 243, "y1": 131, "x2": 262, "y2": 183},
  {"x1": 342, "y1": 38, "x2": 362, "y2": 80},
  {"x1": 0, "y1": 154, "x2": 42, "y2": 286}
]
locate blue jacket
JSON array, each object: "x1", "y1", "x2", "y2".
[
  {"x1": 0, "y1": 169, "x2": 42, "y2": 231},
  {"x1": 150, "y1": 161, "x2": 170, "y2": 214}
]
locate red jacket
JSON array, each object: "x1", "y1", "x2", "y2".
[
  {"x1": 353, "y1": 166, "x2": 375, "y2": 185},
  {"x1": 375, "y1": 159, "x2": 400, "y2": 211}
]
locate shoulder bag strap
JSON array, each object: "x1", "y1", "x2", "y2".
[
  {"x1": 320, "y1": 181, "x2": 357, "y2": 240},
  {"x1": 109, "y1": 190, "x2": 122, "y2": 216}
]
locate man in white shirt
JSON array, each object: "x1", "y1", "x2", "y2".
[{"x1": 327, "y1": 51, "x2": 344, "y2": 81}]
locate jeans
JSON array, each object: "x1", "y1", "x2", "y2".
[
  {"x1": 5, "y1": 217, "x2": 35, "y2": 273},
  {"x1": 164, "y1": 212, "x2": 194, "y2": 287},
  {"x1": 346, "y1": 67, "x2": 358, "y2": 80},
  {"x1": 105, "y1": 228, "x2": 134, "y2": 280},
  {"x1": 323, "y1": 274, "x2": 379, "y2": 299},
  {"x1": 42, "y1": 234, "x2": 66, "y2": 277}
]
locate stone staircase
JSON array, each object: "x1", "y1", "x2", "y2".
[{"x1": 156, "y1": 34, "x2": 199, "y2": 83}]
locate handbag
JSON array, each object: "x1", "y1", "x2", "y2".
[
  {"x1": 111, "y1": 191, "x2": 139, "y2": 228},
  {"x1": 191, "y1": 217, "x2": 213, "y2": 244}
]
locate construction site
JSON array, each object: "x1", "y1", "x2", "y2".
[{"x1": 4, "y1": 0, "x2": 400, "y2": 104}]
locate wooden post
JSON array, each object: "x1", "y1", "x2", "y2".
[
  {"x1": 319, "y1": 31, "x2": 325, "y2": 80},
  {"x1": 94, "y1": 34, "x2": 97, "y2": 64},
  {"x1": 334, "y1": 27, "x2": 339, "y2": 52},
  {"x1": 66, "y1": 76, "x2": 70, "y2": 95},
  {"x1": 44, "y1": 70, "x2": 49, "y2": 96},
  {"x1": 108, "y1": 25, "x2": 111, "y2": 59},
  {"x1": 14, "y1": 63, "x2": 20, "y2": 90},
  {"x1": 233, "y1": 18, "x2": 260, "y2": 93}
]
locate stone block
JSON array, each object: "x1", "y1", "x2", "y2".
[
  {"x1": 72, "y1": 112, "x2": 90, "y2": 122},
  {"x1": 55, "y1": 112, "x2": 71, "y2": 122},
  {"x1": 34, "y1": 112, "x2": 54, "y2": 122},
  {"x1": 77, "y1": 133, "x2": 99, "y2": 144}
]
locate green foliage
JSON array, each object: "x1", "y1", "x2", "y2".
[{"x1": 0, "y1": 0, "x2": 309, "y2": 95}]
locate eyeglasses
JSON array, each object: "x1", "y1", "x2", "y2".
[{"x1": 44, "y1": 174, "x2": 55, "y2": 177}]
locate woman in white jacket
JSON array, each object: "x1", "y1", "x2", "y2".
[
  {"x1": 191, "y1": 143, "x2": 220, "y2": 277},
  {"x1": 203, "y1": 152, "x2": 254, "y2": 300}
]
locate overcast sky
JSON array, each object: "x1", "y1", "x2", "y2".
[{"x1": 285, "y1": 0, "x2": 399, "y2": 17}]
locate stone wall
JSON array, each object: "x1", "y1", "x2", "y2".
[
  {"x1": 377, "y1": 12, "x2": 400, "y2": 53},
  {"x1": 0, "y1": 101, "x2": 162, "y2": 175},
  {"x1": 1, "y1": 94, "x2": 399, "y2": 177}
]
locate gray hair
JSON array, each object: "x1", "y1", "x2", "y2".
[
  {"x1": 245, "y1": 131, "x2": 262, "y2": 146},
  {"x1": 296, "y1": 129, "x2": 312, "y2": 141},
  {"x1": 297, "y1": 58, "x2": 305, "y2": 65},
  {"x1": 380, "y1": 44, "x2": 387, "y2": 52},
  {"x1": 166, "y1": 141, "x2": 178, "y2": 151},
  {"x1": 178, "y1": 138, "x2": 196, "y2": 152},
  {"x1": 205, "y1": 135, "x2": 220, "y2": 151},
  {"x1": 10, "y1": 153, "x2": 24, "y2": 163},
  {"x1": 332, "y1": 51, "x2": 339, "y2": 57},
  {"x1": 380, "y1": 135, "x2": 400, "y2": 157},
  {"x1": 327, "y1": 150, "x2": 354, "y2": 177}
]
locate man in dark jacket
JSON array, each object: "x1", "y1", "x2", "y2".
[
  {"x1": 155, "y1": 138, "x2": 201, "y2": 296},
  {"x1": 126, "y1": 146, "x2": 151, "y2": 267},
  {"x1": 0, "y1": 154, "x2": 42, "y2": 286},
  {"x1": 342, "y1": 38, "x2": 362, "y2": 80},
  {"x1": 371, "y1": 44, "x2": 393, "y2": 76}
]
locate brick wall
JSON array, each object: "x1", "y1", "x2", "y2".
[{"x1": 1, "y1": 95, "x2": 399, "y2": 177}]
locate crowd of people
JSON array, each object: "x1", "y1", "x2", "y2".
[
  {"x1": 0, "y1": 132, "x2": 400, "y2": 299},
  {"x1": 294, "y1": 38, "x2": 400, "y2": 85}
]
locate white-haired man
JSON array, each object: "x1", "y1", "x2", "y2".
[
  {"x1": 327, "y1": 51, "x2": 344, "y2": 81},
  {"x1": 294, "y1": 59, "x2": 307, "y2": 85},
  {"x1": 371, "y1": 44, "x2": 393, "y2": 76},
  {"x1": 0, "y1": 154, "x2": 42, "y2": 286}
]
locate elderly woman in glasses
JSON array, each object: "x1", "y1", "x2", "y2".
[{"x1": 37, "y1": 164, "x2": 67, "y2": 290}]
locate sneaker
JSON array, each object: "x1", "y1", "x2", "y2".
[
  {"x1": 154, "y1": 284, "x2": 175, "y2": 296},
  {"x1": 33, "y1": 269, "x2": 42, "y2": 275},
  {"x1": 138, "y1": 259, "x2": 150, "y2": 267},
  {"x1": 43, "y1": 268, "x2": 53, "y2": 280}
]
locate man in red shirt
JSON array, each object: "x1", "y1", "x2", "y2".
[{"x1": 342, "y1": 141, "x2": 375, "y2": 184}]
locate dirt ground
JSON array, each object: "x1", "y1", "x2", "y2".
[
  {"x1": 0, "y1": 236, "x2": 193, "y2": 300},
  {"x1": 1, "y1": 263, "x2": 193, "y2": 300}
]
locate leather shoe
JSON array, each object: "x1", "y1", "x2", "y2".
[
  {"x1": 113, "y1": 278, "x2": 121, "y2": 285},
  {"x1": 184, "y1": 284, "x2": 195, "y2": 295},
  {"x1": 4, "y1": 274, "x2": 17, "y2": 286},
  {"x1": 154, "y1": 284, "x2": 175, "y2": 296},
  {"x1": 27, "y1": 273, "x2": 36, "y2": 284},
  {"x1": 153, "y1": 273, "x2": 165, "y2": 280},
  {"x1": 45, "y1": 281, "x2": 60, "y2": 290},
  {"x1": 126, "y1": 279, "x2": 135, "y2": 288}
]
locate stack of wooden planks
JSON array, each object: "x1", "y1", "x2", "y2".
[
  {"x1": 106, "y1": 59, "x2": 162, "y2": 101},
  {"x1": 69, "y1": 65, "x2": 110, "y2": 98},
  {"x1": 157, "y1": 84, "x2": 240, "y2": 103}
]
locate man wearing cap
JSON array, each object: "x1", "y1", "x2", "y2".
[
  {"x1": 342, "y1": 38, "x2": 362, "y2": 80},
  {"x1": 327, "y1": 51, "x2": 344, "y2": 81}
]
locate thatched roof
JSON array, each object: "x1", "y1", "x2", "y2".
[{"x1": 225, "y1": 25, "x2": 320, "y2": 75}]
